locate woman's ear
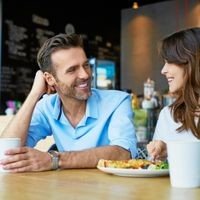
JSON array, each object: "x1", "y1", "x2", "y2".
[{"x1": 43, "y1": 72, "x2": 56, "y2": 86}]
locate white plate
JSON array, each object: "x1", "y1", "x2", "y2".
[{"x1": 97, "y1": 166, "x2": 169, "y2": 177}]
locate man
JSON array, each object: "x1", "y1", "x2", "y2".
[{"x1": 0, "y1": 33, "x2": 137, "y2": 172}]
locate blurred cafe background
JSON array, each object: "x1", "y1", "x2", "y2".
[{"x1": 0, "y1": 0, "x2": 200, "y2": 144}]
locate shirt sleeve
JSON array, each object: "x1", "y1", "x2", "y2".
[
  {"x1": 107, "y1": 95, "x2": 138, "y2": 158},
  {"x1": 25, "y1": 103, "x2": 52, "y2": 147}
]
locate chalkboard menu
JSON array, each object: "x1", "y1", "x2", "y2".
[{"x1": 0, "y1": 10, "x2": 56, "y2": 113}]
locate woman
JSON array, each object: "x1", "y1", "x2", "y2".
[{"x1": 147, "y1": 27, "x2": 200, "y2": 160}]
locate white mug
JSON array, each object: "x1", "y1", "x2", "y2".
[
  {"x1": 0, "y1": 138, "x2": 21, "y2": 172},
  {"x1": 167, "y1": 140, "x2": 200, "y2": 188}
]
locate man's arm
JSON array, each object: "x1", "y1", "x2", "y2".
[
  {"x1": 58, "y1": 145, "x2": 131, "y2": 169},
  {"x1": 0, "y1": 70, "x2": 56, "y2": 173},
  {"x1": 0, "y1": 144, "x2": 130, "y2": 172},
  {"x1": 1, "y1": 70, "x2": 48, "y2": 145}
]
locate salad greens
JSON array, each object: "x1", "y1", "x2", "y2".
[
  {"x1": 147, "y1": 160, "x2": 169, "y2": 170},
  {"x1": 155, "y1": 161, "x2": 169, "y2": 170}
]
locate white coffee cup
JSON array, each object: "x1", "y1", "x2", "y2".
[
  {"x1": 167, "y1": 140, "x2": 200, "y2": 188},
  {"x1": 0, "y1": 138, "x2": 21, "y2": 172}
]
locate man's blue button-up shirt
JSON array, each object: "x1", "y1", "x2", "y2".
[{"x1": 26, "y1": 88, "x2": 138, "y2": 158}]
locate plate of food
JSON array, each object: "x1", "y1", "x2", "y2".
[{"x1": 97, "y1": 159, "x2": 169, "y2": 177}]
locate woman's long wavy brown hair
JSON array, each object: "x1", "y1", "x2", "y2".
[{"x1": 160, "y1": 27, "x2": 200, "y2": 138}]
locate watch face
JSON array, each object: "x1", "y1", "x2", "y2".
[{"x1": 49, "y1": 150, "x2": 59, "y2": 157}]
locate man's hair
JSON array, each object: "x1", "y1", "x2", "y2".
[
  {"x1": 160, "y1": 27, "x2": 200, "y2": 138},
  {"x1": 37, "y1": 33, "x2": 84, "y2": 72}
]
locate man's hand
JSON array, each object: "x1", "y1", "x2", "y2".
[
  {"x1": 147, "y1": 140, "x2": 167, "y2": 161},
  {"x1": 0, "y1": 147, "x2": 52, "y2": 172},
  {"x1": 31, "y1": 70, "x2": 56, "y2": 97}
]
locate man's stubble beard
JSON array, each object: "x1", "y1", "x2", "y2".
[{"x1": 74, "y1": 87, "x2": 92, "y2": 101}]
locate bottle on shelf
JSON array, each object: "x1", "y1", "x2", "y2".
[
  {"x1": 142, "y1": 78, "x2": 155, "y2": 109},
  {"x1": 131, "y1": 93, "x2": 140, "y2": 110},
  {"x1": 141, "y1": 78, "x2": 156, "y2": 141}
]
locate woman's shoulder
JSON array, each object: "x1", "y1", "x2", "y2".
[
  {"x1": 157, "y1": 106, "x2": 174, "y2": 122},
  {"x1": 160, "y1": 106, "x2": 171, "y2": 114}
]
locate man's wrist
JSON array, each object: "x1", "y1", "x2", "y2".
[{"x1": 48, "y1": 150, "x2": 60, "y2": 170}]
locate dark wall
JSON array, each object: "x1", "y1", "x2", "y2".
[{"x1": 0, "y1": 0, "x2": 121, "y2": 113}]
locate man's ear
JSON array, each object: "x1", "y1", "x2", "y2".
[{"x1": 43, "y1": 72, "x2": 56, "y2": 86}]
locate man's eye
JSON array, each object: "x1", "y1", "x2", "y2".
[
  {"x1": 67, "y1": 67, "x2": 76, "y2": 73},
  {"x1": 84, "y1": 63, "x2": 91, "y2": 68}
]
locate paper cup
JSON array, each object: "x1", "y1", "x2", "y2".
[
  {"x1": 0, "y1": 138, "x2": 21, "y2": 172},
  {"x1": 167, "y1": 140, "x2": 200, "y2": 188}
]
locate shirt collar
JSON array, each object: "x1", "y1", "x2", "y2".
[
  {"x1": 52, "y1": 91, "x2": 99, "y2": 121},
  {"x1": 53, "y1": 94, "x2": 62, "y2": 120}
]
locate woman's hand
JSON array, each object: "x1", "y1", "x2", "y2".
[{"x1": 147, "y1": 140, "x2": 167, "y2": 161}]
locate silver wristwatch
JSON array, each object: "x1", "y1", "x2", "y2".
[{"x1": 48, "y1": 150, "x2": 60, "y2": 170}]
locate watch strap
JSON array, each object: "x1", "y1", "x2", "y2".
[{"x1": 48, "y1": 150, "x2": 60, "y2": 170}]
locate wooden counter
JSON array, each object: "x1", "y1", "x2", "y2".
[{"x1": 0, "y1": 169, "x2": 199, "y2": 200}]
